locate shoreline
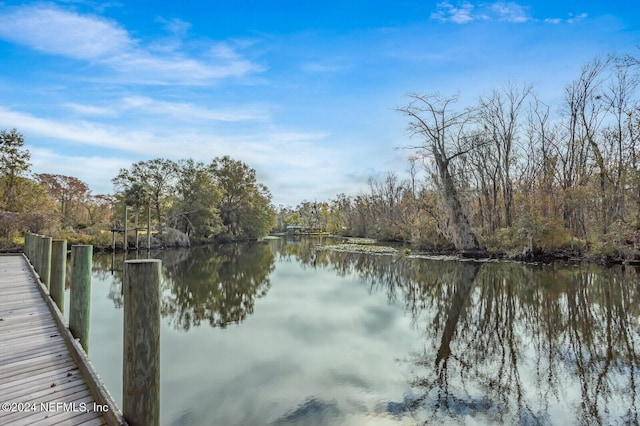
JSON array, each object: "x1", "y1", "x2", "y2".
[{"x1": 3, "y1": 235, "x2": 638, "y2": 267}]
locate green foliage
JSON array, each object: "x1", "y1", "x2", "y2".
[
  {"x1": 210, "y1": 156, "x2": 275, "y2": 239},
  {"x1": 108, "y1": 155, "x2": 275, "y2": 242},
  {"x1": 56, "y1": 228, "x2": 112, "y2": 247},
  {"x1": 0, "y1": 128, "x2": 31, "y2": 213},
  {"x1": 112, "y1": 158, "x2": 178, "y2": 225},
  {"x1": 0, "y1": 129, "x2": 32, "y2": 241},
  {"x1": 171, "y1": 159, "x2": 223, "y2": 239},
  {"x1": 161, "y1": 243, "x2": 275, "y2": 330}
]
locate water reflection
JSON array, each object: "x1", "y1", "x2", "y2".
[
  {"x1": 90, "y1": 238, "x2": 640, "y2": 424},
  {"x1": 161, "y1": 243, "x2": 274, "y2": 330},
  {"x1": 94, "y1": 243, "x2": 275, "y2": 330},
  {"x1": 269, "y1": 239, "x2": 640, "y2": 425}
]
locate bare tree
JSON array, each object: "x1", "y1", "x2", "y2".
[
  {"x1": 563, "y1": 58, "x2": 610, "y2": 237},
  {"x1": 478, "y1": 82, "x2": 533, "y2": 227},
  {"x1": 398, "y1": 93, "x2": 482, "y2": 251},
  {"x1": 601, "y1": 64, "x2": 639, "y2": 224}
]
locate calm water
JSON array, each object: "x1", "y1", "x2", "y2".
[{"x1": 64, "y1": 237, "x2": 640, "y2": 425}]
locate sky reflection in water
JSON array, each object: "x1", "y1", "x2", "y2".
[{"x1": 77, "y1": 237, "x2": 640, "y2": 425}]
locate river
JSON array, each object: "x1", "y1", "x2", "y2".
[{"x1": 63, "y1": 236, "x2": 640, "y2": 425}]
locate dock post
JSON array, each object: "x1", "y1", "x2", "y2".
[
  {"x1": 40, "y1": 236, "x2": 52, "y2": 291},
  {"x1": 123, "y1": 259, "x2": 161, "y2": 426},
  {"x1": 24, "y1": 233, "x2": 31, "y2": 261},
  {"x1": 147, "y1": 204, "x2": 151, "y2": 250},
  {"x1": 124, "y1": 207, "x2": 128, "y2": 252},
  {"x1": 50, "y1": 239, "x2": 67, "y2": 312},
  {"x1": 69, "y1": 245, "x2": 92, "y2": 352},
  {"x1": 27, "y1": 233, "x2": 34, "y2": 262},
  {"x1": 33, "y1": 234, "x2": 41, "y2": 273}
]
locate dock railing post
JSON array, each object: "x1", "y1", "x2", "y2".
[
  {"x1": 124, "y1": 207, "x2": 128, "y2": 253},
  {"x1": 123, "y1": 259, "x2": 161, "y2": 426},
  {"x1": 34, "y1": 234, "x2": 42, "y2": 274},
  {"x1": 24, "y1": 233, "x2": 31, "y2": 261},
  {"x1": 40, "y1": 236, "x2": 52, "y2": 291},
  {"x1": 69, "y1": 244, "x2": 92, "y2": 352},
  {"x1": 147, "y1": 204, "x2": 151, "y2": 251},
  {"x1": 50, "y1": 239, "x2": 67, "y2": 312},
  {"x1": 27, "y1": 233, "x2": 34, "y2": 262}
]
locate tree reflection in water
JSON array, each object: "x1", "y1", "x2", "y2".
[
  {"x1": 271, "y1": 239, "x2": 640, "y2": 425},
  {"x1": 99, "y1": 243, "x2": 275, "y2": 330},
  {"x1": 161, "y1": 243, "x2": 275, "y2": 330},
  {"x1": 95, "y1": 238, "x2": 639, "y2": 424}
]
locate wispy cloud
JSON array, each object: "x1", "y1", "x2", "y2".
[
  {"x1": 431, "y1": 1, "x2": 590, "y2": 26},
  {"x1": 0, "y1": 107, "x2": 154, "y2": 153},
  {"x1": 63, "y1": 97, "x2": 270, "y2": 121},
  {"x1": 0, "y1": 4, "x2": 131, "y2": 59},
  {"x1": 431, "y1": 1, "x2": 530, "y2": 24},
  {"x1": 544, "y1": 12, "x2": 588, "y2": 25},
  {"x1": 155, "y1": 16, "x2": 192, "y2": 37},
  {"x1": 567, "y1": 13, "x2": 588, "y2": 24},
  {"x1": 431, "y1": 1, "x2": 476, "y2": 24},
  {"x1": 29, "y1": 147, "x2": 131, "y2": 194},
  {"x1": 0, "y1": 4, "x2": 262, "y2": 85},
  {"x1": 120, "y1": 96, "x2": 271, "y2": 122},
  {"x1": 62, "y1": 103, "x2": 119, "y2": 117},
  {"x1": 490, "y1": 2, "x2": 529, "y2": 23},
  {"x1": 0, "y1": 105, "x2": 359, "y2": 202},
  {"x1": 300, "y1": 61, "x2": 352, "y2": 73}
]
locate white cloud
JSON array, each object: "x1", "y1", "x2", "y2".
[
  {"x1": 431, "y1": 1, "x2": 530, "y2": 24},
  {"x1": 0, "y1": 106, "x2": 161, "y2": 153},
  {"x1": 544, "y1": 12, "x2": 588, "y2": 25},
  {"x1": 120, "y1": 96, "x2": 270, "y2": 122},
  {"x1": 155, "y1": 17, "x2": 191, "y2": 37},
  {"x1": 0, "y1": 5, "x2": 130, "y2": 60},
  {"x1": 0, "y1": 4, "x2": 262, "y2": 85},
  {"x1": 29, "y1": 148, "x2": 130, "y2": 194},
  {"x1": 63, "y1": 103, "x2": 118, "y2": 117},
  {"x1": 431, "y1": 1, "x2": 475, "y2": 24},
  {"x1": 0, "y1": 106, "x2": 344, "y2": 204},
  {"x1": 490, "y1": 2, "x2": 530, "y2": 23},
  {"x1": 567, "y1": 13, "x2": 588, "y2": 24},
  {"x1": 62, "y1": 97, "x2": 270, "y2": 122}
]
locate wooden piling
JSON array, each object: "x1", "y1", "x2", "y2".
[
  {"x1": 69, "y1": 244, "x2": 92, "y2": 352},
  {"x1": 50, "y1": 239, "x2": 67, "y2": 312},
  {"x1": 123, "y1": 259, "x2": 161, "y2": 426},
  {"x1": 147, "y1": 204, "x2": 151, "y2": 250},
  {"x1": 124, "y1": 208, "x2": 128, "y2": 252}
]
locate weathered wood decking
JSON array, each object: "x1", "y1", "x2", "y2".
[{"x1": 0, "y1": 254, "x2": 125, "y2": 425}]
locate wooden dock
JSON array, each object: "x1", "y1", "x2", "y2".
[{"x1": 0, "y1": 254, "x2": 125, "y2": 425}]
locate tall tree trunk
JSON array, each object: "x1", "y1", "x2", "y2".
[{"x1": 435, "y1": 152, "x2": 482, "y2": 251}]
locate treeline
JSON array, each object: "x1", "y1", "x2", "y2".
[
  {"x1": 277, "y1": 53, "x2": 640, "y2": 257},
  {"x1": 0, "y1": 130, "x2": 275, "y2": 247},
  {"x1": 112, "y1": 156, "x2": 275, "y2": 241}
]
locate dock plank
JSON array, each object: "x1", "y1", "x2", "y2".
[{"x1": 0, "y1": 255, "x2": 125, "y2": 426}]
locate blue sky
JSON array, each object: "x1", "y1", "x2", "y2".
[{"x1": 0, "y1": 1, "x2": 638, "y2": 206}]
